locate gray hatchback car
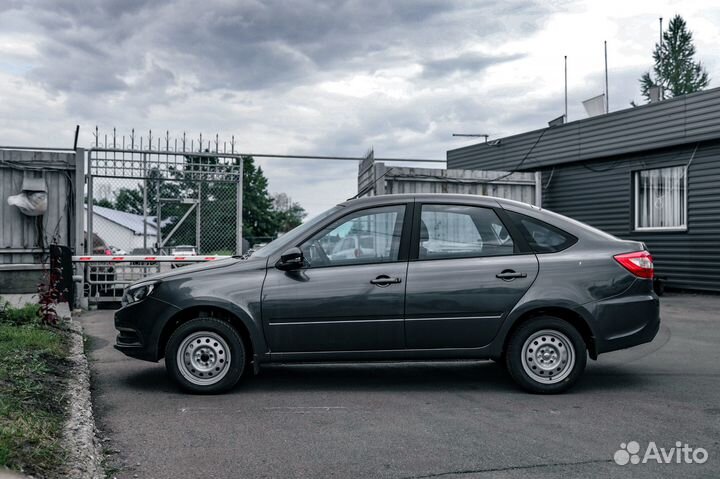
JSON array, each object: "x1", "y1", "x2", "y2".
[{"x1": 115, "y1": 194, "x2": 660, "y2": 394}]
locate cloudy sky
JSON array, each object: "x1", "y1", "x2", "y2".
[{"x1": 1, "y1": 0, "x2": 719, "y2": 216}]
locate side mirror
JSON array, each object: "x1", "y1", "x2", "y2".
[{"x1": 276, "y1": 247, "x2": 304, "y2": 271}]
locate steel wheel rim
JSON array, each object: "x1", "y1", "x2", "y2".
[
  {"x1": 176, "y1": 331, "x2": 231, "y2": 386},
  {"x1": 521, "y1": 329, "x2": 575, "y2": 384}
]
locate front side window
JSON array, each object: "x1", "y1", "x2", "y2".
[
  {"x1": 634, "y1": 166, "x2": 687, "y2": 230},
  {"x1": 301, "y1": 205, "x2": 405, "y2": 267},
  {"x1": 418, "y1": 204, "x2": 514, "y2": 260}
]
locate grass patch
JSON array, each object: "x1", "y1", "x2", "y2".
[
  {"x1": 0, "y1": 300, "x2": 70, "y2": 478},
  {"x1": 0, "y1": 301, "x2": 41, "y2": 327}
]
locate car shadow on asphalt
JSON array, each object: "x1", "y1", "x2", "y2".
[
  {"x1": 575, "y1": 364, "x2": 654, "y2": 393},
  {"x1": 119, "y1": 360, "x2": 650, "y2": 396}
]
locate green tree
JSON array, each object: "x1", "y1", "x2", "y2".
[
  {"x1": 272, "y1": 193, "x2": 307, "y2": 233},
  {"x1": 112, "y1": 169, "x2": 182, "y2": 217},
  {"x1": 174, "y1": 154, "x2": 282, "y2": 252},
  {"x1": 92, "y1": 198, "x2": 114, "y2": 208},
  {"x1": 242, "y1": 156, "x2": 277, "y2": 239},
  {"x1": 113, "y1": 188, "x2": 143, "y2": 215},
  {"x1": 640, "y1": 15, "x2": 710, "y2": 101}
]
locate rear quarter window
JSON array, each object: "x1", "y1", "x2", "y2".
[{"x1": 505, "y1": 211, "x2": 577, "y2": 253}]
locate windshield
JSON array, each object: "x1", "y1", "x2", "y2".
[{"x1": 250, "y1": 205, "x2": 343, "y2": 258}]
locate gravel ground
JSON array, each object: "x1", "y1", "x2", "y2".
[{"x1": 85, "y1": 293, "x2": 719, "y2": 479}]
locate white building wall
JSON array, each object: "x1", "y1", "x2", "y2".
[{"x1": 84, "y1": 214, "x2": 157, "y2": 253}]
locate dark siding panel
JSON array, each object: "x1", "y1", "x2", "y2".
[
  {"x1": 448, "y1": 87, "x2": 720, "y2": 171},
  {"x1": 540, "y1": 142, "x2": 720, "y2": 292}
]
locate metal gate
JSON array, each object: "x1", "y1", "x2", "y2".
[{"x1": 86, "y1": 132, "x2": 244, "y2": 258}]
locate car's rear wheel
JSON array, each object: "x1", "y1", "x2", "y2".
[
  {"x1": 505, "y1": 316, "x2": 587, "y2": 394},
  {"x1": 165, "y1": 318, "x2": 246, "y2": 394}
]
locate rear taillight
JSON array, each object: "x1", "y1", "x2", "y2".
[{"x1": 614, "y1": 251, "x2": 654, "y2": 279}]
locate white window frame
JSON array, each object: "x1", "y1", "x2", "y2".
[{"x1": 633, "y1": 165, "x2": 688, "y2": 232}]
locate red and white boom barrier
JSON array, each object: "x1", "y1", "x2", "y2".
[{"x1": 72, "y1": 255, "x2": 232, "y2": 262}]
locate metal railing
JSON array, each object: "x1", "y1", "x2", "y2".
[{"x1": 73, "y1": 255, "x2": 230, "y2": 305}]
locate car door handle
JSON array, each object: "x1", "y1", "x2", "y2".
[
  {"x1": 370, "y1": 275, "x2": 402, "y2": 286},
  {"x1": 496, "y1": 270, "x2": 527, "y2": 280}
]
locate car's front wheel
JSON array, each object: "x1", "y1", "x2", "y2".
[
  {"x1": 165, "y1": 317, "x2": 246, "y2": 394},
  {"x1": 505, "y1": 317, "x2": 587, "y2": 394}
]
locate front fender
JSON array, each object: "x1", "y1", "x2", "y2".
[
  {"x1": 152, "y1": 261, "x2": 268, "y2": 360},
  {"x1": 160, "y1": 297, "x2": 268, "y2": 361}
]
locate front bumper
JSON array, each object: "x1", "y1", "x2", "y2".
[{"x1": 114, "y1": 297, "x2": 180, "y2": 362}]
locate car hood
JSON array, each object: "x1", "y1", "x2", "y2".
[{"x1": 139, "y1": 255, "x2": 266, "y2": 283}]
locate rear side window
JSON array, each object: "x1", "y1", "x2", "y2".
[
  {"x1": 418, "y1": 204, "x2": 515, "y2": 260},
  {"x1": 505, "y1": 211, "x2": 577, "y2": 253}
]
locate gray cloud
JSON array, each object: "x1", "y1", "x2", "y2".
[
  {"x1": 5, "y1": 0, "x2": 552, "y2": 100},
  {"x1": 421, "y1": 52, "x2": 525, "y2": 79}
]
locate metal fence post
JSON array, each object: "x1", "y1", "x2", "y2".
[
  {"x1": 143, "y1": 153, "x2": 148, "y2": 250},
  {"x1": 156, "y1": 175, "x2": 162, "y2": 253},
  {"x1": 534, "y1": 171, "x2": 543, "y2": 208},
  {"x1": 74, "y1": 148, "x2": 85, "y2": 254},
  {"x1": 236, "y1": 158, "x2": 243, "y2": 255},
  {"x1": 73, "y1": 147, "x2": 86, "y2": 309},
  {"x1": 196, "y1": 181, "x2": 202, "y2": 253},
  {"x1": 86, "y1": 155, "x2": 93, "y2": 254}
]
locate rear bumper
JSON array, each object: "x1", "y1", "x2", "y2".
[
  {"x1": 596, "y1": 311, "x2": 660, "y2": 354},
  {"x1": 587, "y1": 290, "x2": 660, "y2": 355}
]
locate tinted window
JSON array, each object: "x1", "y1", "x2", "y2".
[
  {"x1": 506, "y1": 211, "x2": 577, "y2": 253},
  {"x1": 418, "y1": 205, "x2": 515, "y2": 260},
  {"x1": 301, "y1": 205, "x2": 405, "y2": 267},
  {"x1": 252, "y1": 205, "x2": 343, "y2": 258}
]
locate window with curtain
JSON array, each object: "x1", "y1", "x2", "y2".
[{"x1": 634, "y1": 166, "x2": 687, "y2": 230}]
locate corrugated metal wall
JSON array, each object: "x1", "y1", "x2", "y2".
[
  {"x1": 539, "y1": 141, "x2": 720, "y2": 292},
  {"x1": 447, "y1": 87, "x2": 720, "y2": 171},
  {"x1": 0, "y1": 150, "x2": 76, "y2": 266},
  {"x1": 359, "y1": 161, "x2": 540, "y2": 205}
]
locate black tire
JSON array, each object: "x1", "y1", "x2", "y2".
[
  {"x1": 505, "y1": 316, "x2": 587, "y2": 394},
  {"x1": 165, "y1": 317, "x2": 246, "y2": 394}
]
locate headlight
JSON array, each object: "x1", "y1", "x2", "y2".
[{"x1": 122, "y1": 281, "x2": 157, "y2": 306}]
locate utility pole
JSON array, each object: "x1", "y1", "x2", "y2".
[
  {"x1": 564, "y1": 55, "x2": 568, "y2": 121},
  {"x1": 604, "y1": 41, "x2": 609, "y2": 114}
]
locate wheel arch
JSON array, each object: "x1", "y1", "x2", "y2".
[
  {"x1": 158, "y1": 304, "x2": 263, "y2": 365},
  {"x1": 500, "y1": 305, "x2": 598, "y2": 360}
]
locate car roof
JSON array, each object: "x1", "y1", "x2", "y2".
[
  {"x1": 339, "y1": 193, "x2": 510, "y2": 208},
  {"x1": 338, "y1": 193, "x2": 627, "y2": 246}
]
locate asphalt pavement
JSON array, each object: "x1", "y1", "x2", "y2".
[{"x1": 83, "y1": 293, "x2": 720, "y2": 478}]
